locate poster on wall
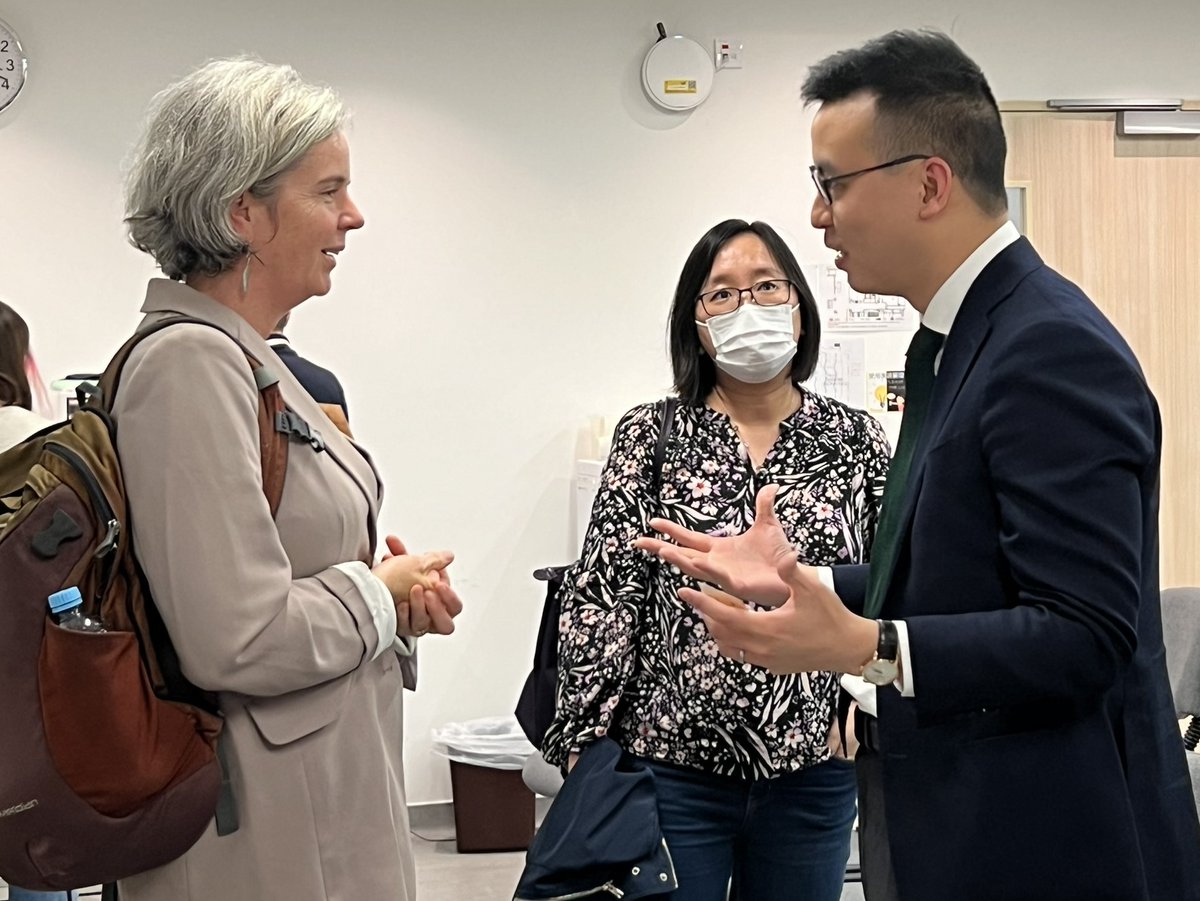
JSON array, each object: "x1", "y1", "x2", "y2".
[
  {"x1": 812, "y1": 263, "x2": 915, "y2": 331},
  {"x1": 885, "y1": 370, "x2": 908, "y2": 411},
  {"x1": 866, "y1": 370, "x2": 889, "y2": 412},
  {"x1": 806, "y1": 337, "x2": 866, "y2": 409}
]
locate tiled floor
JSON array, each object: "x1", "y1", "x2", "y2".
[{"x1": 414, "y1": 834, "x2": 525, "y2": 900}]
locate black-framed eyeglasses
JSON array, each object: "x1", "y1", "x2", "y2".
[
  {"x1": 697, "y1": 279, "x2": 795, "y2": 317},
  {"x1": 809, "y1": 154, "x2": 932, "y2": 205}
]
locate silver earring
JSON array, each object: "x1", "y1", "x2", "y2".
[{"x1": 241, "y1": 254, "x2": 253, "y2": 295}]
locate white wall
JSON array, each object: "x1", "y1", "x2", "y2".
[{"x1": 2, "y1": 0, "x2": 1198, "y2": 804}]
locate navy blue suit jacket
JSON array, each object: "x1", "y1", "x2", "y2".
[
  {"x1": 833, "y1": 238, "x2": 1200, "y2": 899},
  {"x1": 270, "y1": 341, "x2": 349, "y2": 416}
]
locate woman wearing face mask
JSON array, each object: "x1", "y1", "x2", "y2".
[{"x1": 541, "y1": 220, "x2": 890, "y2": 901}]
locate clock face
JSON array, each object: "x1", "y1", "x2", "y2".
[{"x1": 0, "y1": 17, "x2": 28, "y2": 114}]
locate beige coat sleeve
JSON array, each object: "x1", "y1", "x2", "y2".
[{"x1": 114, "y1": 325, "x2": 385, "y2": 697}]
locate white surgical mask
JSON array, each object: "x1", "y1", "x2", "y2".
[{"x1": 697, "y1": 303, "x2": 799, "y2": 384}]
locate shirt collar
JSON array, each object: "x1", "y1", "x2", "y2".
[
  {"x1": 922, "y1": 220, "x2": 1020, "y2": 337},
  {"x1": 266, "y1": 333, "x2": 291, "y2": 348}
]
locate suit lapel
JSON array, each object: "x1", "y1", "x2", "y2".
[{"x1": 885, "y1": 239, "x2": 1045, "y2": 585}]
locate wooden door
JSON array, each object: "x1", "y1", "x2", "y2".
[{"x1": 1003, "y1": 111, "x2": 1200, "y2": 588}]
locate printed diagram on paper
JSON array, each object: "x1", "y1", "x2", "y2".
[
  {"x1": 806, "y1": 337, "x2": 866, "y2": 409},
  {"x1": 816, "y1": 264, "x2": 914, "y2": 330}
]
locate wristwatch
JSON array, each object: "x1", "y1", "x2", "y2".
[{"x1": 860, "y1": 620, "x2": 900, "y2": 686}]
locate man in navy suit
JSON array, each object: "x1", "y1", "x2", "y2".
[
  {"x1": 638, "y1": 29, "x2": 1200, "y2": 901},
  {"x1": 268, "y1": 313, "x2": 352, "y2": 437}
]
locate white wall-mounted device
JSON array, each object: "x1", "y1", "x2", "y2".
[{"x1": 641, "y1": 23, "x2": 715, "y2": 112}]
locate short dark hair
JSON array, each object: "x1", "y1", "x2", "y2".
[
  {"x1": 0, "y1": 300, "x2": 33, "y2": 410},
  {"x1": 669, "y1": 220, "x2": 821, "y2": 405},
  {"x1": 801, "y1": 29, "x2": 1008, "y2": 216}
]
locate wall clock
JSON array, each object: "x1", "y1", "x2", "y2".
[{"x1": 0, "y1": 16, "x2": 28, "y2": 115}]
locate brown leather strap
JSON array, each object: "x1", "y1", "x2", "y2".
[
  {"x1": 229, "y1": 345, "x2": 288, "y2": 520},
  {"x1": 255, "y1": 379, "x2": 289, "y2": 518}
]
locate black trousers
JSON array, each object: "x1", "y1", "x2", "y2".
[{"x1": 855, "y1": 709, "x2": 901, "y2": 901}]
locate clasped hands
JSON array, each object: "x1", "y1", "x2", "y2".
[
  {"x1": 372, "y1": 535, "x2": 463, "y2": 638},
  {"x1": 634, "y1": 485, "x2": 876, "y2": 675}
]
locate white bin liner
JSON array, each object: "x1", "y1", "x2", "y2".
[{"x1": 431, "y1": 715, "x2": 537, "y2": 770}]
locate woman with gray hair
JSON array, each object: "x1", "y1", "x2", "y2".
[{"x1": 112, "y1": 58, "x2": 462, "y2": 900}]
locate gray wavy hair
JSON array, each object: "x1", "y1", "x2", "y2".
[{"x1": 124, "y1": 58, "x2": 347, "y2": 280}]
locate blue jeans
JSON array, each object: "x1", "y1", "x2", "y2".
[
  {"x1": 640, "y1": 756, "x2": 856, "y2": 901},
  {"x1": 8, "y1": 889, "x2": 79, "y2": 901}
]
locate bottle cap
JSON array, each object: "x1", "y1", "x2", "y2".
[{"x1": 48, "y1": 587, "x2": 84, "y2": 616}]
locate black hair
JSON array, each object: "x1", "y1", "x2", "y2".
[
  {"x1": 0, "y1": 300, "x2": 33, "y2": 410},
  {"x1": 801, "y1": 29, "x2": 1008, "y2": 216},
  {"x1": 669, "y1": 220, "x2": 821, "y2": 404}
]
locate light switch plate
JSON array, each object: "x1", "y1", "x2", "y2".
[{"x1": 714, "y1": 38, "x2": 743, "y2": 69}]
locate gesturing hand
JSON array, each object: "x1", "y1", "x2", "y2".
[
  {"x1": 679, "y1": 553, "x2": 877, "y2": 675},
  {"x1": 633, "y1": 484, "x2": 795, "y2": 607}
]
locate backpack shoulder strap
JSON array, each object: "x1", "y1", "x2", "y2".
[{"x1": 95, "y1": 316, "x2": 289, "y2": 518}]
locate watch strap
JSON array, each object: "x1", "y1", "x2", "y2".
[{"x1": 876, "y1": 619, "x2": 899, "y2": 662}]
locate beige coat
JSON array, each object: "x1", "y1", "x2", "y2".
[{"x1": 112, "y1": 280, "x2": 415, "y2": 901}]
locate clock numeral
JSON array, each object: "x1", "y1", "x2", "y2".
[
  {"x1": 3, "y1": 59, "x2": 13, "y2": 72},
  {"x1": 0, "y1": 40, "x2": 9, "y2": 52},
  {"x1": 0, "y1": 75, "x2": 8, "y2": 91}
]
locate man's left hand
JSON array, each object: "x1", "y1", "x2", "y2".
[
  {"x1": 635, "y1": 485, "x2": 795, "y2": 607},
  {"x1": 679, "y1": 555, "x2": 877, "y2": 674}
]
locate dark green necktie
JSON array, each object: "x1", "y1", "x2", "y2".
[{"x1": 863, "y1": 324, "x2": 945, "y2": 618}]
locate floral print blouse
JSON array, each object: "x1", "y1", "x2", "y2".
[{"x1": 541, "y1": 390, "x2": 891, "y2": 779}]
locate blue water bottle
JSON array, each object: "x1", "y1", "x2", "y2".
[{"x1": 48, "y1": 587, "x2": 106, "y2": 633}]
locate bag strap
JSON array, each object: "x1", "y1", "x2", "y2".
[
  {"x1": 639, "y1": 397, "x2": 677, "y2": 595},
  {"x1": 595, "y1": 397, "x2": 678, "y2": 740},
  {"x1": 93, "y1": 316, "x2": 290, "y2": 518},
  {"x1": 649, "y1": 397, "x2": 677, "y2": 499}
]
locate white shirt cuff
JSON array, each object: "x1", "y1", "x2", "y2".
[
  {"x1": 332, "y1": 562, "x2": 396, "y2": 661},
  {"x1": 894, "y1": 619, "x2": 914, "y2": 697},
  {"x1": 394, "y1": 635, "x2": 417, "y2": 656},
  {"x1": 837, "y1": 623, "x2": 914, "y2": 718},
  {"x1": 840, "y1": 673, "x2": 877, "y2": 716},
  {"x1": 822, "y1": 559, "x2": 914, "y2": 714},
  {"x1": 815, "y1": 566, "x2": 836, "y2": 592}
]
